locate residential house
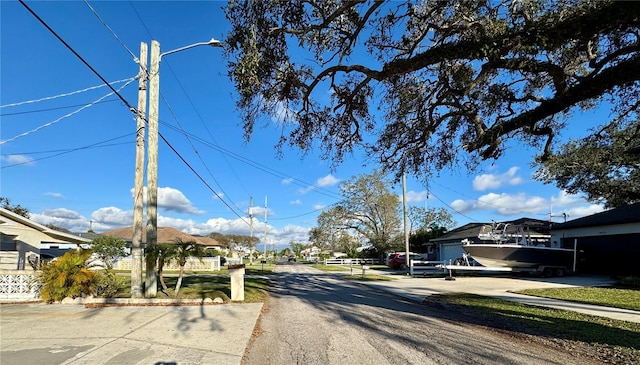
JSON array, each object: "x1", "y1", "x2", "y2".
[
  {"x1": 550, "y1": 203, "x2": 640, "y2": 275},
  {"x1": 0, "y1": 208, "x2": 91, "y2": 270}
]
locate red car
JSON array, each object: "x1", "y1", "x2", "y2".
[{"x1": 387, "y1": 253, "x2": 422, "y2": 270}]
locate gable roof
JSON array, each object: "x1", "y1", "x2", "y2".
[
  {"x1": 551, "y1": 203, "x2": 640, "y2": 230},
  {"x1": 101, "y1": 226, "x2": 220, "y2": 247},
  {"x1": 0, "y1": 208, "x2": 92, "y2": 244}
]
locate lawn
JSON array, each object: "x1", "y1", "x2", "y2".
[
  {"x1": 515, "y1": 287, "x2": 640, "y2": 311},
  {"x1": 112, "y1": 263, "x2": 275, "y2": 303},
  {"x1": 429, "y1": 292, "x2": 640, "y2": 363}
]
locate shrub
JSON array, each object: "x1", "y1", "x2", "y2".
[
  {"x1": 38, "y1": 249, "x2": 98, "y2": 303},
  {"x1": 95, "y1": 272, "x2": 121, "y2": 298}
]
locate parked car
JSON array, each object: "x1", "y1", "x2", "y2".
[
  {"x1": 288, "y1": 255, "x2": 296, "y2": 262},
  {"x1": 387, "y1": 253, "x2": 422, "y2": 270}
]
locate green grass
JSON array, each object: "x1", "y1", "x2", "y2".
[
  {"x1": 312, "y1": 264, "x2": 350, "y2": 271},
  {"x1": 431, "y1": 293, "x2": 640, "y2": 361},
  {"x1": 514, "y1": 287, "x2": 640, "y2": 311},
  {"x1": 112, "y1": 273, "x2": 270, "y2": 303}
]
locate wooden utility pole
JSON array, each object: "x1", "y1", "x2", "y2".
[
  {"x1": 131, "y1": 41, "x2": 147, "y2": 298},
  {"x1": 263, "y1": 196, "x2": 268, "y2": 261},
  {"x1": 249, "y1": 196, "x2": 254, "y2": 264},
  {"x1": 145, "y1": 40, "x2": 160, "y2": 297}
]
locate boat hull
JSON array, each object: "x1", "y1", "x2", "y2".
[{"x1": 463, "y1": 244, "x2": 575, "y2": 269}]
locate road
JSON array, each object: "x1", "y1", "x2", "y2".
[{"x1": 242, "y1": 262, "x2": 596, "y2": 365}]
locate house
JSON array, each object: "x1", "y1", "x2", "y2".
[
  {"x1": 429, "y1": 218, "x2": 552, "y2": 264},
  {"x1": 101, "y1": 226, "x2": 221, "y2": 252},
  {"x1": 550, "y1": 203, "x2": 640, "y2": 275},
  {"x1": 0, "y1": 208, "x2": 92, "y2": 270}
]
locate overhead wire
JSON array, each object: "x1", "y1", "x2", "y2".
[
  {"x1": 17, "y1": 0, "x2": 250, "y2": 224},
  {"x1": 1, "y1": 133, "x2": 135, "y2": 168},
  {"x1": 0, "y1": 77, "x2": 137, "y2": 145},
  {"x1": 81, "y1": 0, "x2": 138, "y2": 62},
  {"x1": 0, "y1": 78, "x2": 133, "y2": 109},
  {"x1": 18, "y1": 0, "x2": 138, "y2": 114},
  {"x1": 0, "y1": 99, "x2": 119, "y2": 117},
  {"x1": 128, "y1": 0, "x2": 252, "y2": 219}
]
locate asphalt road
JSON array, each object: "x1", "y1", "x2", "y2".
[{"x1": 242, "y1": 261, "x2": 598, "y2": 365}]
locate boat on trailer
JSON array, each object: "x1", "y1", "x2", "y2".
[{"x1": 461, "y1": 222, "x2": 576, "y2": 276}]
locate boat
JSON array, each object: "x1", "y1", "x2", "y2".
[{"x1": 462, "y1": 222, "x2": 575, "y2": 271}]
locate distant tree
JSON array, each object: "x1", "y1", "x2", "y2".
[
  {"x1": 45, "y1": 224, "x2": 70, "y2": 233},
  {"x1": 408, "y1": 206, "x2": 456, "y2": 234},
  {"x1": 90, "y1": 236, "x2": 128, "y2": 271},
  {"x1": 225, "y1": 1, "x2": 640, "y2": 180},
  {"x1": 289, "y1": 241, "x2": 306, "y2": 258},
  {"x1": 534, "y1": 119, "x2": 640, "y2": 208},
  {"x1": 409, "y1": 224, "x2": 449, "y2": 253},
  {"x1": 1, "y1": 197, "x2": 30, "y2": 218},
  {"x1": 208, "y1": 232, "x2": 230, "y2": 250},
  {"x1": 310, "y1": 170, "x2": 402, "y2": 256}
]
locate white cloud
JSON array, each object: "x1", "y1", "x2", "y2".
[
  {"x1": 130, "y1": 186, "x2": 204, "y2": 215},
  {"x1": 4, "y1": 154, "x2": 34, "y2": 165},
  {"x1": 290, "y1": 199, "x2": 302, "y2": 205},
  {"x1": 313, "y1": 204, "x2": 326, "y2": 210},
  {"x1": 92, "y1": 207, "x2": 132, "y2": 226},
  {"x1": 317, "y1": 174, "x2": 339, "y2": 187},
  {"x1": 282, "y1": 178, "x2": 294, "y2": 185},
  {"x1": 32, "y1": 208, "x2": 90, "y2": 232},
  {"x1": 451, "y1": 192, "x2": 547, "y2": 216},
  {"x1": 472, "y1": 167, "x2": 524, "y2": 191},
  {"x1": 45, "y1": 192, "x2": 63, "y2": 198},
  {"x1": 404, "y1": 190, "x2": 428, "y2": 203}
]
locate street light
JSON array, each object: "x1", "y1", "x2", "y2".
[{"x1": 131, "y1": 38, "x2": 222, "y2": 298}]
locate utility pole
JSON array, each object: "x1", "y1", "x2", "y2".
[
  {"x1": 402, "y1": 173, "x2": 410, "y2": 275},
  {"x1": 145, "y1": 40, "x2": 160, "y2": 297},
  {"x1": 131, "y1": 41, "x2": 147, "y2": 298},
  {"x1": 263, "y1": 196, "x2": 267, "y2": 262},
  {"x1": 249, "y1": 196, "x2": 253, "y2": 265}
]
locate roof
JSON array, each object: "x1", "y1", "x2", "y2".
[
  {"x1": 551, "y1": 203, "x2": 640, "y2": 230},
  {"x1": 0, "y1": 207, "x2": 92, "y2": 244},
  {"x1": 101, "y1": 226, "x2": 220, "y2": 247}
]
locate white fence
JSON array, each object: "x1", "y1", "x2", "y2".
[
  {"x1": 409, "y1": 260, "x2": 446, "y2": 275},
  {"x1": 115, "y1": 256, "x2": 222, "y2": 271},
  {"x1": 0, "y1": 270, "x2": 40, "y2": 301},
  {"x1": 324, "y1": 258, "x2": 380, "y2": 265}
]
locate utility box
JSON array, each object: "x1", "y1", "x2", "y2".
[{"x1": 228, "y1": 264, "x2": 245, "y2": 301}]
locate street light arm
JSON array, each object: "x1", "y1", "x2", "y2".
[{"x1": 159, "y1": 38, "x2": 222, "y2": 59}]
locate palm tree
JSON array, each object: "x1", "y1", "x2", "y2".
[
  {"x1": 156, "y1": 243, "x2": 177, "y2": 296},
  {"x1": 172, "y1": 238, "x2": 206, "y2": 297}
]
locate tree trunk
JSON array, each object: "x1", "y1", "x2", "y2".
[
  {"x1": 174, "y1": 264, "x2": 185, "y2": 298},
  {"x1": 158, "y1": 257, "x2": 169, "y2": 295}
]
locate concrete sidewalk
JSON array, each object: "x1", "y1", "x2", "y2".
[
  {"x1": 360, "y1": 271, "x2": 640, "y2": 323},
  {"x1": 0, "y1": 302, "x2": 262, "y2": 365}
]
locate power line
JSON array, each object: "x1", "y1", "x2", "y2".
[
  {"x1": 0, "y1": 99, "x2": 119, "y2": 117},
  {"x1": 0, "y1": 77, "x2": 136, "y2": 145},
  {"x1": 18, "y1": 0, "x2": 138, "y2": 114},
  {"x1": 0, "y1": 78, "x2": 133, "y2": 109},
  {"x1": 82, "y1": 0, "x2": 138, "y2": 62},
  {"x1": 1, "y1": 133, "x2": 134, "y2": 169}
]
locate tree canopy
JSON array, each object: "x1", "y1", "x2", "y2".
[
  {"x1": 225, "y1": 0, "x2": 640, "y2": 182},
  {"x1": 1, "y1": 197, "x2": 30, "y2": 218},
  {"x1": 534, "y1": 119, "x2": 640, "y2": 208}
]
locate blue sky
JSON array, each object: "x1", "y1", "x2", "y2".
[{"x1": 1, "y1": 1, "x2": 606, "y2": 248}]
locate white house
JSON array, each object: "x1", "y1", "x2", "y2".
[{"x1": 0, "y1": 208, "x2": 91, "y2": 270}]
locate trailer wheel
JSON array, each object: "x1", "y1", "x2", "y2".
[
  {"x1": 555, "y1": 268, "x2": 565, "y2": 277},
  {"x1": 542, "y1": 267, "x2": 553, "y2": 278}
]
